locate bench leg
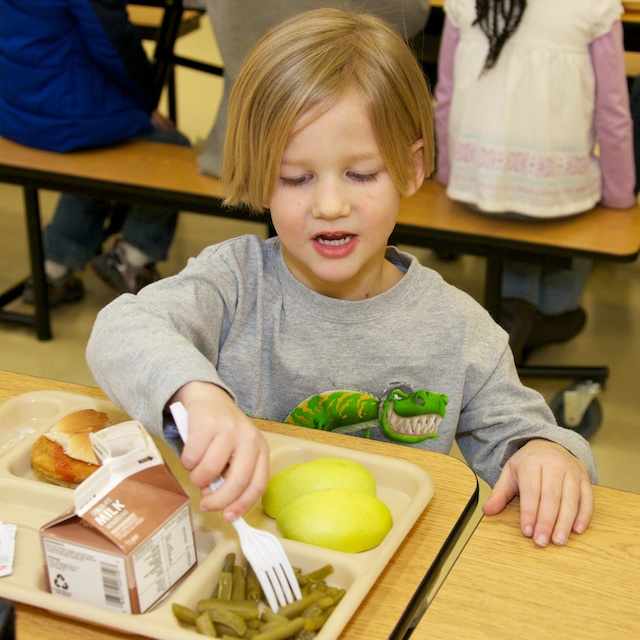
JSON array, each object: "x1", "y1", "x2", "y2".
[
  {"x1": 484, "y1": 256, "x2": 503, "y2": 318},
  {"x1": 23, "y1": 187, "x2": 52, "y2": 340}
]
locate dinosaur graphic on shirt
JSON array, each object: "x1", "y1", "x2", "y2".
[{"x1": 285, "y1": 384, "x2": 448, "y2": 443}]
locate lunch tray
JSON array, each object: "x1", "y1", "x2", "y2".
[{"x1": 0, "y1": 391, "x2": 434, "y2": 639}]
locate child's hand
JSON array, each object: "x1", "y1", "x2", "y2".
[
  {"x1": 482, "y1": 439, "x2": 594, "y2": 547},
  {"x1": 171, "y1": 382, "x2": 270, "y2": 522}
]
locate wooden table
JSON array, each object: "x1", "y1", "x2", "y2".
[
  {"x1": 0, "y1": 370, "x2": 479, "y2": 640},
  {"x1": 412, "y1": 488, "x2": 640, "y2": 639}
]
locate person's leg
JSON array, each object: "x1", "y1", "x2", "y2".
[
  {"x1": 43, "y1": 195, "x2": 111, "y2": 270},
  {"x1": 93, "y1": 127, "x2": 190, "y2": 293},
  {"x1": 537, "y1": 257, "x2": 592, "y2": 316},
  {"x1": 498, "y1": 261, "x2": 542, "y2": 365},
  {"x1": 23, "y1": 194, "x2": 112, "y2": 306},
  {"x1": 521, "y1": 258, "x2": 591, "y2": 356},
  {"x1": 501, "y1": 260, "x2": 542, "y2": 306}
]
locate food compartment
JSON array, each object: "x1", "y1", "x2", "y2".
[
  {"x1": 263, "y1": 436, "x2": 434, "y2": 530},
  {"x1": 167, "y1": 537, "x2": 360, "y2": 639},
  {"x1": 0, "y1": 479, "x2": 73, "y2": 591},
  {"x1": 0, "y1": 391, "x2": 130, "y2": 483}
]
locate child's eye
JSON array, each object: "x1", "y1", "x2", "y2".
[
  {"x1": 280, "y1": 175, "x2": 310, "y2": 187},
  {"x1": 348, "y1": 172, "x2": 379, "y2": 183}
]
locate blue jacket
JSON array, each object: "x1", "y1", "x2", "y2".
[{"x1": 0, "y1": 0, "x2": 154, "y2": 152}]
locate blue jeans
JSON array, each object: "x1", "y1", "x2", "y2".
[
  {"x1": 43, "y1": 127, "x2": 190, "y2": 269},
  {"x1": 501, "y1": 257, "x2": 592, "y2": 316}
]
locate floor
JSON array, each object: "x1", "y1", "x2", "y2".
[{"x1": 1, "y1": 16, "x2": 639, "y2": 509}]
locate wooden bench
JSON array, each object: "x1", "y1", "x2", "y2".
[
  {"x1": 0, "y1": 137, "x2": 265, "y2": 340},
  {"x1": 2, "y1": 134, "x2": 639, "y2": 363}
]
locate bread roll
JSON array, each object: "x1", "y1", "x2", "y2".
[{"x1": 31, "y1": 408, "x2": 110, "y2": 488}]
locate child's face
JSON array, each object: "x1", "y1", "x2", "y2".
[{"x1": 269, "y1": 89, "x2": 420, "y2": 300}]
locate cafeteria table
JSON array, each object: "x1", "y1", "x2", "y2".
[
  {"x1": 411, "y1": 487, "x2": 640, "y2": 639},
  {"x1": 0, "y1": 370, "x2": 479, "y2": 640}
]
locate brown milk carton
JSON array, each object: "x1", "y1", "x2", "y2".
[{"x1": 40, "y1": 421, "x2": 196, "y2": 614}]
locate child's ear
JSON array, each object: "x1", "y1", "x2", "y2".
[{"x1": 403, "y1": 138, "x2": 426, "y2": 198}]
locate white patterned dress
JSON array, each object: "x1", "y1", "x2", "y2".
[{"x1": 434, "y1": 0, "x2": 634, "y2": 217}]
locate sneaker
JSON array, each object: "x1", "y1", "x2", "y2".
[
  {"x1": 22, "y1": 272, "x2": 85, "y2": 307},
  {"x1": 92, "y1": 245, "x2": 160, "y2": 294}
]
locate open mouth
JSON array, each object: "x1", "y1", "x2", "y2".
[{"x1": 315, "y1": 234, "x2": 355, "y2": 246}]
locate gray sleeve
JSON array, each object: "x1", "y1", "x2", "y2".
[
  {"x1": 86, "y1": 247, "x2": 239, "y2": 437},
  {"x1": 453, "y1": 320, "x2": 599, "y2": 487}
]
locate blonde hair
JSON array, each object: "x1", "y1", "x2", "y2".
[{"x1": 222, "y1": 8, "x2": 435, "y2": 212}]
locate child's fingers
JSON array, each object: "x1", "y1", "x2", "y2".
[
  {"x1": 222, "y1": 454, "x2": 270, "y2": 522},
  {"x1": 572, "y1": 477, "x2": 595, "y2": 535},
  {"x1": 546, "y1": 475, "x2": 580, "y2": 546}
]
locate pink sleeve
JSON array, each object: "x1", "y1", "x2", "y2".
[
  {"x1": 433, "y1": 18, "x2": 460, "y2": 186},
  {"x1": 590, "y1": 21, "x2": 636, "y2": 209}
]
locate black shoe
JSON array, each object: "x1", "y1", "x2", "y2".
[
  {"x1": 92, "y1": 244, "x2": 160, "y2": 294},
  {"x1": 497, "y1": 298, "x2": 538, "y2": 366},
  {"x1": 523, "y1": 308, "x2": 587, "y2": 358},
  {"x1": 22, "y1": 273, "x2": 85, "y2": 307}
]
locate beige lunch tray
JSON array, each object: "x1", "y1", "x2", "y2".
[{"x1": 0, "y1": 391, "x2": 434, "y2": 639}]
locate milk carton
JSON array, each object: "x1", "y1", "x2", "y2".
[{"x1": 40, "y1": 421, "x2": 196, "y2": 614}]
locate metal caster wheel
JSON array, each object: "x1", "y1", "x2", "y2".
[{"x1": 549, "y1": 381, "x2": 602, "y2": 440}]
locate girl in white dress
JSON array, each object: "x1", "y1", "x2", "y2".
[{"x1": 434, "y1": 0, "x2": 635, "y2": 364}]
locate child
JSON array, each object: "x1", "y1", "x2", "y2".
[
  {"x1": 87, "y1": 8, "x2": 597, "y2": 548},
  {"x1": 434, "y1": 0, "x2": 635, "y2": 364}
]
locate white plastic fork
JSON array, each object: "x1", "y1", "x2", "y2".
[{"x1": 169, "y1": 401, "x2": 302, "y2": 612}]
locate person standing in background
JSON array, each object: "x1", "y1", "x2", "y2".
[
  {"x1": 434, "y1": 0, "x2": 635, "y2": 365},
  {"x1": 198, "y1": 0, "x2": 431, "y2": 177},
  {"x1": 0, "y1": 0, "x2": 191, "y2": 306}
]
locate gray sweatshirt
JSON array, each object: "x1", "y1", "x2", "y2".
[{"x1": 86, "y1": 235, "x2": 598, "y2": 487}]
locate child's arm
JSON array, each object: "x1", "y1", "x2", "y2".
[
  {"x1": 433, "y1": 17, "x2": 459, "y2": 185},
  {"x1": 590, "y1": 21, "x2": 636, "y2": 208},
  {"x1": 170, "y1": 381, "x2": 271, "y2": 522},
  {"x1": 482, "y1": 439, "x2": 594, "y2": 547}
]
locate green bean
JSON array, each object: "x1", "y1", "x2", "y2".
[
  {"x1": 261, "y1": 609, "x2": 290, "y2": 625},
  {"x1": 231, "y1": 564, "x2": 246, "y2": 600},
  {"x1": 277, "y1": 592, "x2": 324, "y2": 619},
  {"x1": 172, "y1": 556, "x2": 343, "y2": 637},
  {"x1": 303, "y1": 564, "x2": 334, "y2": 584},
  {"x1": 245, "y1": 563, "x2": 262, "y2": 602},
  {"x1": 198, "y1": 598, "x2": 259, "y2": 619},
  {"x1": 303, "y1": 606, "x2": 335, "y2": 632},
  {"x1": 172, "y1": 602, "x2": 199, "y2": 625},
  {"x1": 217, "y1": 553, "x2": 235, "y2": 600},
  {"x1": 206, "y1": 607, "x2": 247, "y2": 636},
  {"x1": 251, "y1": 617, "x2": 305, "y2": 640},
  {"x1": 195, "y1": 611, "x2": 218, "y2": 636}
]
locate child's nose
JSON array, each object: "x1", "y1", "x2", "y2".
[{"x1": 313, "y1": 179, "x2": 350, "y2": 219}]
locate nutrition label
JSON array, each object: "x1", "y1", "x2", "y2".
[{"x1": 131, "y1": 504, "x2": 196, "y2": 612}]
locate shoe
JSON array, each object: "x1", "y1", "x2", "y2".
[
  {"x1": 92, "y1": 244, "x2": 160, "y2": 294},
  {"x1": 497, "y1": 298, "x2": 538, "y2": 366},
  {"x1": 22, "y1": 272, "x2": 84, "y2": 307},
  {"x1": 523, "y1": 308, "x2": 587, "y2": 359}
]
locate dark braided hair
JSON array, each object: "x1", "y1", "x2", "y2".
[{"x1": 474, "y1": 0, "x2": 527, "y2": 73}]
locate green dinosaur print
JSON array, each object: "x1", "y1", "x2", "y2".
[{"x1": 285, "y1": 385, "x2": 447, "y2": 443}]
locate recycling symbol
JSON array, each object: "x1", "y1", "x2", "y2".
[{"x1": 54, "y1": 574, "x2": 68, "y2": 590}]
